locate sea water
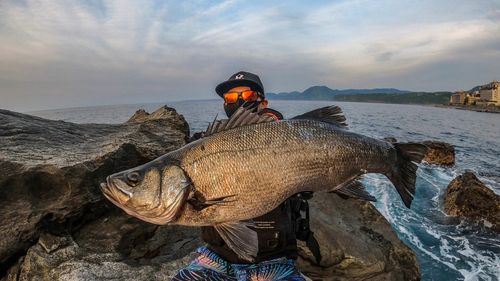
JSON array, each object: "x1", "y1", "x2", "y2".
[{"x1": 29, "y1": 100, "x2": 500, "y2": 281}]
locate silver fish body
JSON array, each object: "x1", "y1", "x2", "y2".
[
  {"x1": 170, "y1": 119, "x2": 395, "y2": 225},
  {"x1": 101, "y1": 106, "x2": 427, "y2": 261}
]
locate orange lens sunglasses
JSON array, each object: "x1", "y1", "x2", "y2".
[{"x1": 223, "y1": 90, "x2": 260, "y2": 104}]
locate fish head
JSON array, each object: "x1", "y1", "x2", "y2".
[{"x1": 100, "y1": 160, "x2": 191, "y2": 225}]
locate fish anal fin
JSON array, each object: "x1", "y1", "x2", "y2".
[
  {"x1": 214, "y1": 220, "x2": 258, "y2": 262},
  {"x1": 331, "y1": 178, "x2": 377, "y2": 202},
  {"x1": 291, "y1": 106, "x2": 348, "y2": 129}
]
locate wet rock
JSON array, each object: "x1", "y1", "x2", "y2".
[
  {"x1": 0, "y1": 106, "x2": 189, "y2": 276},
  {"x1": 382, "y1": 137, "x2": 398, "y2": 143},
  {"x1": 421, "y1": 141, "x2": 455, "y2": 166},
  {"x1": 444, "y1": 172, "x2": 500, "y2": 232}
]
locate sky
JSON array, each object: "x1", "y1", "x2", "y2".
[{"x1": 1, "y1": 0, "x2": 500, "y2": 112}]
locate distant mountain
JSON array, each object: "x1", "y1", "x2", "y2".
[
  {"x1": 266, "y1": 86, "x2": 411, "y2": 100},
  {"x1": 469, "y1": 85, "x2": 481, "y2": 92},
  {"x1": 296, "y1": 86, "x2": 338, "y2": 100},
  {"x1": 265, "y1": 91, "x2": 301, "y2": 100}
]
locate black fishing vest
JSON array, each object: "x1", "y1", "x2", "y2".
[{"x1": 202, "y1": 199, "x2": 298, "y2": 264}]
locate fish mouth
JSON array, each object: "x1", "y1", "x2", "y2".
[
  {"x1": 100, "y1": 181, "x2": 132, "y2": 198},
  {"x1": 100, "y1": 180, "x2": 189, "y2": 225},
  {"x1": 100, "y1": 181, "x2": 130, "y2": 209}
]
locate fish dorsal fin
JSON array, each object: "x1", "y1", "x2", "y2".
[
  {"x1": 292, "y1": 105, "x2": 348, "y2": 129},
  {"x1": 330, "y1": 177, "x2": 377, "y2": 202},
  {"x1": 214, "y1": 220, "x2": 258, "y2": 262},
  {"x1": 204, "y1": 105, "x2": 274, "y2": 137}
]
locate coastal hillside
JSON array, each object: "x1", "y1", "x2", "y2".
[
  {"x1": 333, "y1": 92, "x2": 453, "y2": 104},
  {"x1": 266, "y1": 86, "x2": 411, "y2": 100},
  {"x1": 469, "y1": 86, "x2": 481, "y2": 92}
]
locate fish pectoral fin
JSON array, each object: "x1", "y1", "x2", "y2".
[
  {"x1": 187, "y1": 195, "x2": 236, "y2": 211},
  {"x1": 214, "y1": 220, "x2": 258, "y2": 262},
  {"x1": 205, "y1": 195, "x2": 237, "y2": 204},
  {"x1": 331, "y1": 178, "x2": 377, "y2": 202}
]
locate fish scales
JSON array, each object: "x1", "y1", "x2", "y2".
[
  {"x1": 170, "y1": 119, "x2": 395, "y2": 226},
  {"x1": 101, "y1": 105, "x2": 428, "y2": 261}
]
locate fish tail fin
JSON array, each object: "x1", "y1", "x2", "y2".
[{"x1": 387, "y1": 142, "x2": 428, "y2": 208}]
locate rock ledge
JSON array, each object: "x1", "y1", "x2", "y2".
[{"x1": 444, "y1": 172, "x2": 500, "y2": 232}]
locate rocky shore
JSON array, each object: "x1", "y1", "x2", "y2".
[
  {"x1": 444, "y1": 172, "x2": 500, "y2": 232},
  {"x1": 0, "y1": 106, "x2": 424, "y2": 280},
  {"x1": 431, "y1": 104, "x2": 500, "y2": 114},
  {"x1": 421, "y1": 141, "x2": 455, "y2": 167}
]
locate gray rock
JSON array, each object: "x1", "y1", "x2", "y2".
[
  {"x1": 421, "y1": 141, "x2": 455, "y2": 166},
  {"x1": 126, "y1": 106, "x2": 190, "y2": 139},
  {"x1": 382, "y1": 137, "x2": 398, "y2": 143},
  {"x1": 444, "y1": 172, "x2": 500, "y2": 232},
  {"x1": 2, "y1": 211, "x2": 203, "y2": 281},
  {"x1": 297, "y1": 196, "x2": 420, "y2": 281},
  {"x1": 0, "y1": 106, "x2": 189, "y2": 275}
]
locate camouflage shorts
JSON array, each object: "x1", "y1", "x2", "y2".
[{"x1": 171, "y1": 247, "x2": 309, "y2": 281}]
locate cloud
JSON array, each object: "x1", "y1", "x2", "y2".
[
  {"x1": 487, "y1": 9, "x2": 500, "y2": 22},
  {"x1": 1, "y1": 0, "x2": 500, "y2": 111}
]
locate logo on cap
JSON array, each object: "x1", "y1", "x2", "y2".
[{"x1": 235, "y1": 74, "x2": 244, "y2": 79}]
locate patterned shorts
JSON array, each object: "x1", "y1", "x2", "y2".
[{"x1": 171, "y1": 247, "x2": 308, "y2": 281}]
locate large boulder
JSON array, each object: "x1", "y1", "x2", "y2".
[
  {"x1": 297, "y1": 196, "x2": 420, "y2": 281},
  {"x1": 444, "y1": 172, "x2": 500, "y2": 232},
  {"x1": 421, "y1": 141, "x2": 455, "y2": 166},
  {"x1": 1, "y1": 107, "x2": 420, "y2": 280},
  {"x1": 126, "y1": 106, "x2": 190, "y2": 137},
  {"x1": 0, "y1": 106, "x2": 189, "y2": 276}
]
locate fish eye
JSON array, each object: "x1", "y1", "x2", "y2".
[{"x1": 127, "y1": 172, "x2": 141, "y2": 187}]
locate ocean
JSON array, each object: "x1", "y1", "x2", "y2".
[{"x1": 29, "y1": 100, "x2": 500, "y2": 281}]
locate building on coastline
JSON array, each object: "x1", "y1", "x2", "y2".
[
  {"x1": 479, "y1": 81, "x2": 500, "y2": 105},
  {"x1": 450, "y1": 90, "x2": 467, "y2": 105},
  {"x1": 464, "y1": 96, "x2": 478, "y2": 105}
]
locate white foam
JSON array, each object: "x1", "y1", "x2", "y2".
[
  {"x1": 360, "y1": 140, "x2": 500, "y2": 280},
  {"x1": 458, "y1": 268, "x2": 482, "y2": 281}
]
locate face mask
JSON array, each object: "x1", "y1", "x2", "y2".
[{"x1": 224, "y1": 98, "x2": 262, "y2": 118}]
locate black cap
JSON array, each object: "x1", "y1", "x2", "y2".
[{"x1": 215, "y1": 71, "x2": 265, "y2": 98}]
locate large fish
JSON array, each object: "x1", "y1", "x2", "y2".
[{"x1": 100, "y1": 105, "x2": 428, "y2": 261}]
